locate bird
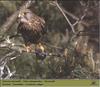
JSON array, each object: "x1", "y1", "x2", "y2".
[{"x1": 17, "y1": 9, "x2": 46, "y2": 52}]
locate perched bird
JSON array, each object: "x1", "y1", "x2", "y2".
[{"x1": 17, "y1": 9, "x2": 46, "y2": 52}]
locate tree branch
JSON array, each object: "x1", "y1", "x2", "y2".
[
  {"x1": 54, "y1": 1, "x2": 75, "y2": 33},
  {"x1": 0, "y1": 0, "x2": 33, "y2": 36}
]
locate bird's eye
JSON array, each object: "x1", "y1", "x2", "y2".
[
  {"x1": 24, "y1": 12, "x2": 28, "y2": 15},
  {"x1": 24, "y1": 12, "x2": 26, "y2": 15}
]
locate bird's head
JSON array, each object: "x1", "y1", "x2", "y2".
[{"x1": 18, "y1": 9, "x2": 33, "y2": 23}]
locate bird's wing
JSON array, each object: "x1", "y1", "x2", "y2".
[{"x1": 28, "y1": 15, "x2": 45, "y2": 32}]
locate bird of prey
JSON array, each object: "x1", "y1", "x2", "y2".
[{"x1": 17, "y1": 9, "x2": 46, "y2": 52}]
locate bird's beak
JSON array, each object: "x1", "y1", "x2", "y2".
[
  {"x1": 17, "y1": 13, "x2": 24, "y2": 23},
  {"x1": 18, "y1": 14, "x2": 21, "y2": 18},
  {"x1": 18, "y1": 13, "x2": 24, "y2": 18}
]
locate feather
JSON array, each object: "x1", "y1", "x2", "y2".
[{"x1": 17, "y1": 9, "x2": 45, "y2": 45}]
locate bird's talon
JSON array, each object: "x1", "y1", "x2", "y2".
[{"x1": 22, "y1": 44, "x2": 32, "y2": 53}]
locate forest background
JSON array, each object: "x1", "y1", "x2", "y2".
[{"x1": 0, "y1": 0, "x2": 99, "y2": 79}]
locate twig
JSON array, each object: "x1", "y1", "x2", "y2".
[
  {"x1": 0, "y1": 51, "x2": 16, "y2": 64},
  {"x1": 51, "y1": 1, "x2": 75, "y2": 33},
  {"x1": 0, "y1": 34, "x2": 21, "y2": 43},
  {"x1": 63, "y1": 5, "x2": 88, "y2": 27},
  {"x1": 4, "y1": 65, "x2": 16, "y2": 79},
  {"x1": 62, "y1": 7, "x2": 79, "y2": 21},
  {"x1": 0, "y1": 61, "x2": 6, "y2": 79},
  {"x1": 61, "y1": 5, "x2": 90, "y2": 27},
  {"x1": 10, "y1": 54, "x2": 21, "y2": 60},
  {"x1": 0, "y1": 51, "x2": 20, "y2": 79}
]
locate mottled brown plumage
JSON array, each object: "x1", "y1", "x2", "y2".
[
  {"x1": 18, "y1": 9, "x2": 45, "y2": 43},
  {"x1": 17, "y1": 9, "x2": 45, "y2": 52}
]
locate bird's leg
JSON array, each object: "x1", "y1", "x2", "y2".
[
  {"x1": 35, "y1": 43, "x2": 45, "y2": 53},
  {"x1": 23, "y1": 44, "x2": 32, "y2": 53},
  {"x1": 26, "y1": 45, "x2": 32, "y2": 53}
]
